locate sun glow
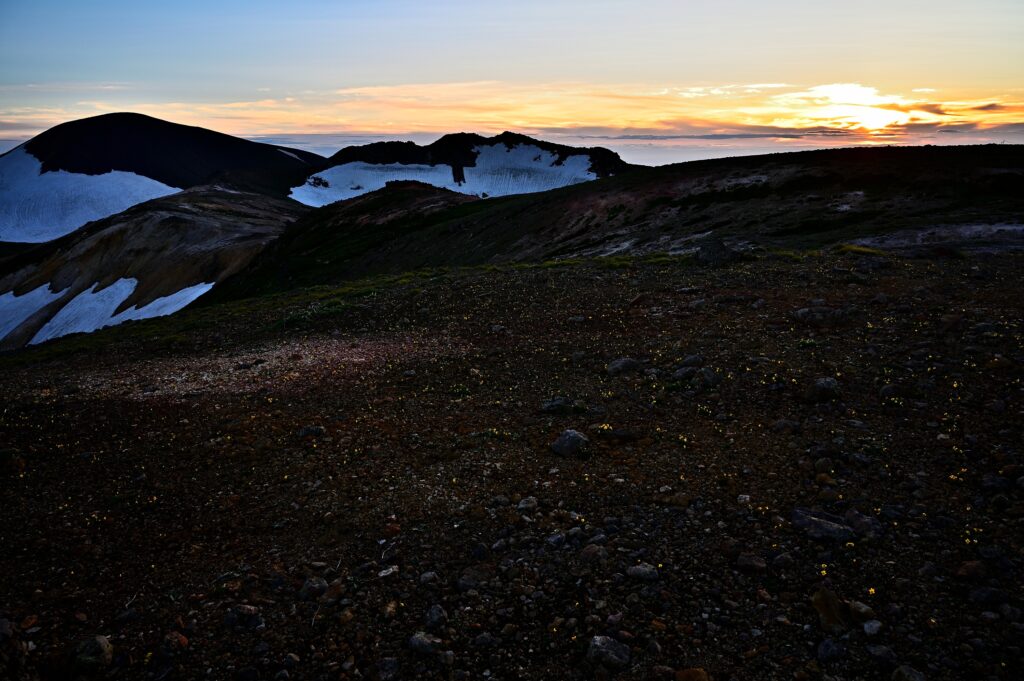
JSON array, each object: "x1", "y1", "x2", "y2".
[{"x1": 2, "y1": 81, "x2": 1020, "y2": 149}]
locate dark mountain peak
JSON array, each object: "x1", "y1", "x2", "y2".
[
  {"x1": 324, "y1": 130, "x2": 635, "y2": 178},
  {"x1": 22, "y1": 112, "x2": 325, "y2": 196}
]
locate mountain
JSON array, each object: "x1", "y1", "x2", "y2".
[
  {"x1": 288, "y1": 131, "x2": 636, "y2": 206},
  {"x1": 0, "y1": 113, "x2": 323, "y2": 242},
  {"x1": 0, "y1": 187, "x2": 308, "y2": 349},
  {"x1": 212, "y1": 144, "x2": 1024, "y2": 298},
  {"x1": 3, "y1": 142, "x2": 1021, "y2": 349}
]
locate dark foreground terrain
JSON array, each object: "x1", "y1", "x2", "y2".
[{"x1": 1, "y1": 249, "x2": 1022, "y2": 680}]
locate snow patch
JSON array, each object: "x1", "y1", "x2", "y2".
[
  {"x1": 0, "y1": 283, "x2": 63, "y2": 341},
  {"x1": 289, "y1": 143, "x2": 597, "y2": 207},
  {"x1": 853, "y1": 223, "x2": 1024, "y2": 250},
  {"x1": 0, "y1": 147, "x2": 179, "y2": 243},
  {"x1": 110, "y1": 281, "x2": 215, "y2": 323},
  {"x1": 277, "y1": 148, "x2": 306, "y2": 163},
  {"x1": 30, "y1": 278, "x2": 214, "y2": 345}
]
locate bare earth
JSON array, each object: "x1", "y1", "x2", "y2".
[{"x1": 1, "y1": 251, "x2": 1022, "y2": 680}]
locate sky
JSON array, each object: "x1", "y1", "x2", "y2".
[{"x1": 1, "y1": 0, "x2": 1023, "y2": 164}]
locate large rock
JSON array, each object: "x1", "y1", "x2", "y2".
[{"x1": 696, "y1": 237, "x2": 740, "y2": 267}]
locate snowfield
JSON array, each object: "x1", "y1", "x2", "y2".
[
  {"x1": 0, "y1": 147, "x2": 179, "y2": 242},
  {"x1": 0, "y1": 284, "x2": 64, "y2": 341},
  {"x1": 26, "y1": 278, "x2": 214, "y2": 345},
  {"x1": 289, "y1": 143, "x2": 597, "y2": 207}
]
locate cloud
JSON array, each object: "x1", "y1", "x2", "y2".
[{"x1": 1, "y1": 80, "x2": 1021, "y2": 151}]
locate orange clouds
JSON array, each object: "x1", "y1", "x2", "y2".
[{"x1": 2, "y1": 81, "x2": 1021, "y2": 145}]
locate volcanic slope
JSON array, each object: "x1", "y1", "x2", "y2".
[
  {"x1": 0, "y1": 187, "x2": 309, "y2": 349},
  {"x1": 0, "y1": 113, "x2": 323, "y2": 242},
  {"x1": 214, "y1": 144, "x2": 1024, "y2": 299}
]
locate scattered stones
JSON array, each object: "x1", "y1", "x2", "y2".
[{"x1": 4, "y1": 252, "x2": 1023, "y2": 680}]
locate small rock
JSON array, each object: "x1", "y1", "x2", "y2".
[
  {"x1": 586, "y1": 635, "x2": 631, "y2": 669},
  {"x1": 541, "y1": 396, "x2": 575, "y2": 414},
  {"x1": 817, "y1": 637, "x2": 845, "y2": 663},
  {"x1": 299, "y1": 576, "x2": 328, "y2": 600},
  {"x1": 672, "y1": 367, "x2": 698, "y2": 381},
  {"x1": 792, "y1": 508, "x2": 855, "y2": 542},
  {"x1": 626, "y1": 563, "x2": 659, "y2": 581},
  {"x1": 806, "y1": 377, "x2": 841, "y2": 402},
  {"x1": 408, "y1": 632, "x2": 441, "y2": 655},
  {"x1": 812, "y1": 587, "x2": 850, "y2": 633},
  {"x1": 296, "y1": 425, "x2": 325, "y2": 438},
  {"x1": 517, "y1": 496, "x2": 539, "y2": 513},
  {"x1": 473, "y1": 632, "x2": 497, "y2": 647},
  {"x1": 772, "y1": 552, "x2": 795, "y2": 569},
  {"x1": 969, "y1": 587, "x2": 1008, "y2": 607},
  {"x1": 863, "y1": 620, "x2": 882, "y2": 636},
  {"x1": 425, "y1": 605, "x2": 448, "y2": 631},
  {"x1": 844, "y1": 507, "x2": 883, "y2": 539},
  {"x1": 891, "y1": 666, "x2": 926, "y2": 681},
  {"x1": 378, "y1": 657, "x2": 401, "y2": 681},
  {"x1": 551, "y1": 429, "x2": 590, "y2": 458},
  {"x1": 607, "y1": 357, "x2": 642, "y2": 376},
  {"x1": 74, "y1": 635, "x2": 113, "y2": 670},
  {"x1": 848, "y1": 600, "x2": 876, "y2": 622},
  {"x1": 866, "y1": 644, "x2": 898, "y2": 664},
  {"x1": 736, "y1": 553, "x2": 767, "y2": 572}
]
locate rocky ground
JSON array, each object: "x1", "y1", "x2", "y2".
[{"x1": 1, "y1": 250, "x2": 1022, "y2": 680}]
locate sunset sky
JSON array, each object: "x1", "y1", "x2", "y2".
[{"x1": 2, "y1": 0, "x2": 1022, "y2": 163}]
